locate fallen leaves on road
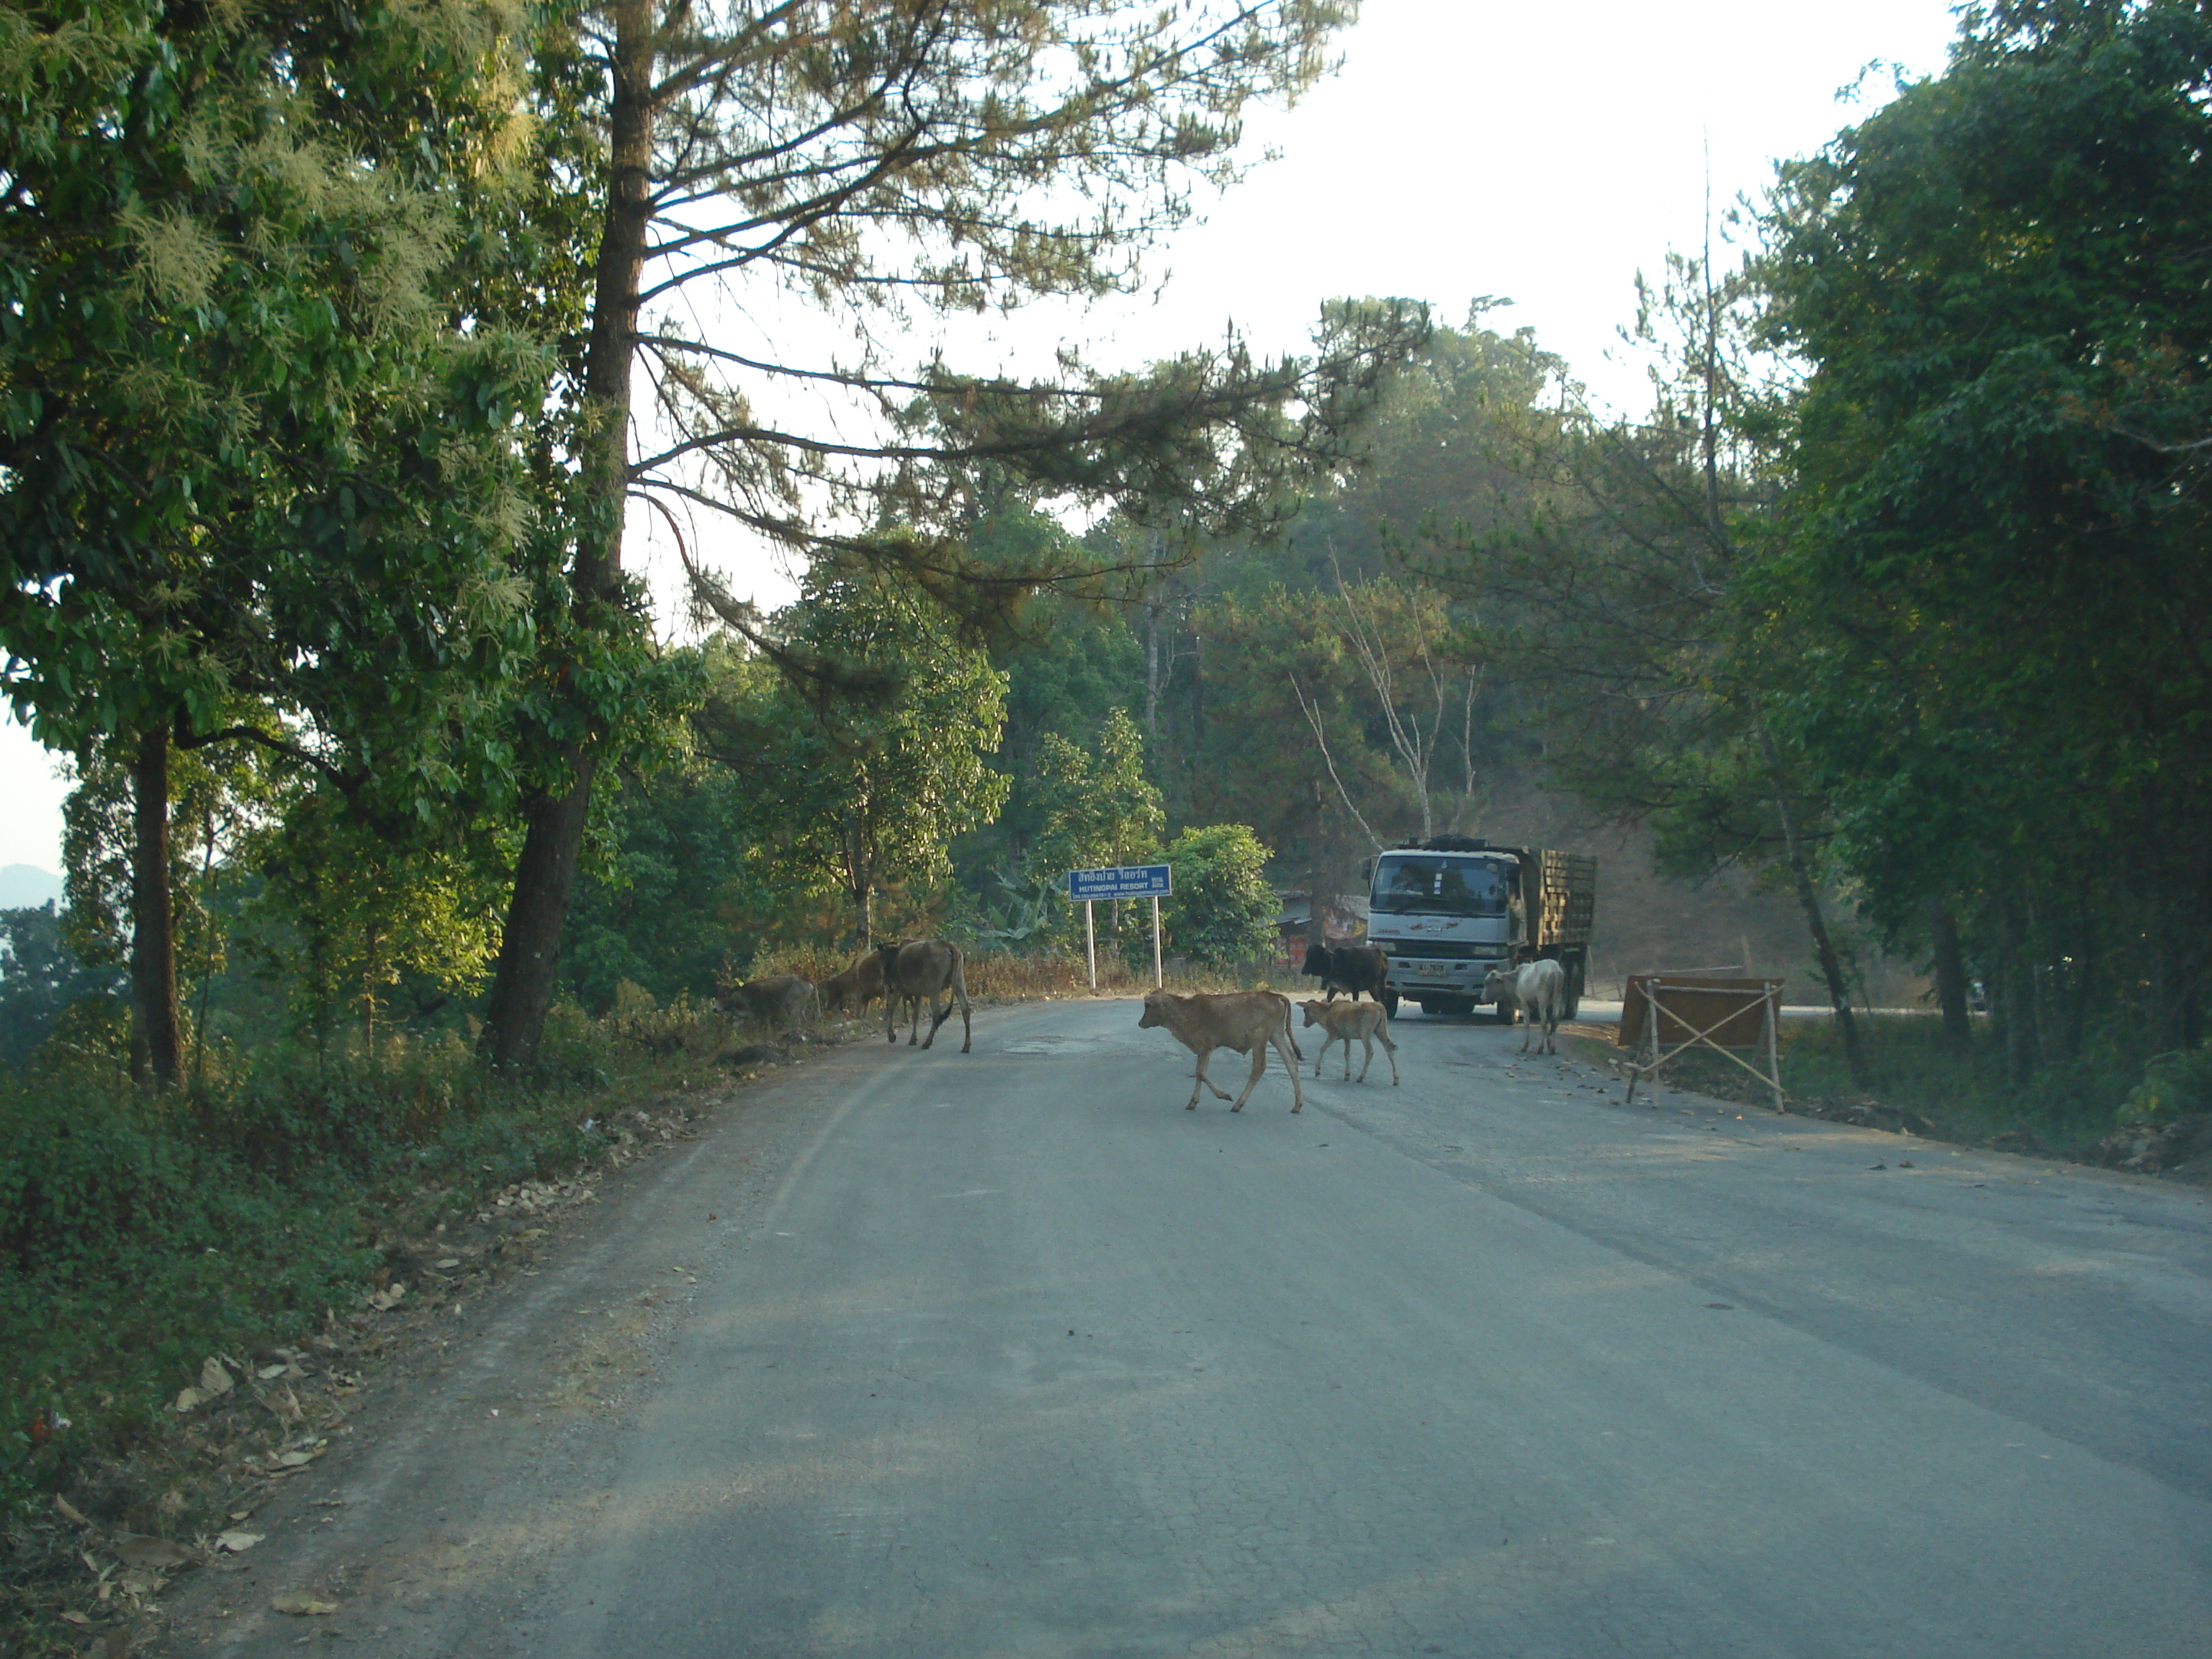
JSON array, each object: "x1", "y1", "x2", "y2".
[
  {"x1": 270, "y1": 1593, "x2": 338, "y2": 1617},
  {"x1": 212, "y1": 1531, "x2": 264, "y2": 1553}
]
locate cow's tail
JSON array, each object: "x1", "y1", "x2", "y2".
[{"x1": 1281, "y1": 997, "x2": 1303, "y2": 1064}]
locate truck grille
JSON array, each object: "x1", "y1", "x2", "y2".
[{"x1": 1372, "y1": 939, "x2": 1494, "y2": 961}]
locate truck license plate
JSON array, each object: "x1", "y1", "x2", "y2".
[{"x1": 1413, "y1": 961, "x2": 1449, "y2": 977}]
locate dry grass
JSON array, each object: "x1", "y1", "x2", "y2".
[{"x1": 746, "y1": 943, "x2": 1292, "y2": 1010}]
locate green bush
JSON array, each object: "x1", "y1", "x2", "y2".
[
  {"x1": 1163, "y1": 824, "x2": 1277, "y2": 968},
  {"x1": 1776, "y1": 1013, "x2": 2146, "y2": 1149},
  {"x1": 2119, "y1": 1044, "x2": 2212, "y2": 1125},
  {"x1": 0, "y1": 1081, "x2": 374, "y2": 1517},
  {"x1": 0, "y1": 1024, "x2": 641, "y2": 1543}
]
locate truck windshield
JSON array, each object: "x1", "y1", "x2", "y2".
[{"x1": 1371, "y1": 855, "x2": 1512, "y2": 917}]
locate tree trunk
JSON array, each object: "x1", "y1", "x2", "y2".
[
  {"x1": 1930, "y1": 902, "x2": 1972, "y2": 1051},
  {"x1": 2001, "y1": 953, "x2": 2036, "y2": 1085},
  {"x1": 856, "y1": 867, "x2": 873, "y2": 950},
  {"x1": 1755, "y1": 720, "x2": 1869, "y2": 1087},
  {"x1": 1306, "y1": 778, "x2": 1327, "y2": 958},
  {"x1": 477, "y1": 0, "x2": 655, "y2": 1067},
  {"x1": 482, "y1": 755, "x2": 599, "y2": 1067},
  {"x1": 129, "y1": 720, "x2": 181, "y2": 1090},
  {"x1": 361, "y1": 917, "x2": 380, "y2": 1060},
  {"x1": 1143, "y1": 598, "x2": 1161, "y2": 749}
]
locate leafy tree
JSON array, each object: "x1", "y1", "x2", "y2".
[
  {"x1": 0, "y1": 903, "x2": 123, "y2": 1069},
  {"x1": 1030, "y1": 709, "x2": 1165, "y2": 948},
  {"x1": 477, "y1": 0, "x2": 1430, "y2": 1066},
  {"x1": 0, "y1": 0, "x2": 555, "y2": 1084},
  {"x1": 1032, "y1": 711, "x2": 1164, "y2": 874},
  {"x1": 1757, "y1": 0, "x2": 2212, "y2": 1070},
  {"x1": 1165, "y1": 823, "x2": 1277, "y2": 967},
  {"x1": 1400, "y1": 222, "x2": 1878, "y2": 1082},
  {"x1": 238, "y1": 793, "x2": 508, "y2": 1058},
  {"x1": 697, "y1": 575, "x2": 1011, "y2": 948},
  {"x1": 557, "y1": 759, "x2": 757, "y2": 1012},
  {"x1": 963, "y1": 495, "x2": 1148, "y2": 873}
]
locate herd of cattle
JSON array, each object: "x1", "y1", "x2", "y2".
[{"x1": 719, "y1": 938, "x2": 1575, "y2": 1112}]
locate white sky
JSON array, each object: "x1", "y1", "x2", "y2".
[{"x1": 0, "y1": 0, "x2": 1964, "y2": 876}]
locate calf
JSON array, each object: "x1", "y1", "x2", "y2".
[
  {"x1": 817, "y1": 950, "x2": 886, "y2": 1016},
  {"x1": 1481, "y1": 957, "x2": 1567, "y2": 1055},
  {"x1": 1136, "y1": 989, "x2": 1304, "y2": 1113},
  {"x1": 875, "y1": 939, "x2": 972, "y2": 1052},
  {"x1": 1298, "y1": 997, "x2": 1400, "y2": 1085},
  {"x1": 716, "y1": 974, "x2": 818, "y2": 1028},
  {"x1": 1301, "y1": 941, "x2": 1398, "y2": 1016}
]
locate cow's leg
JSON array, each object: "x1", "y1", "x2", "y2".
[
  {"x1": 1228, "y1": 1042, "x2": 1269, "y2": 1112},
  {"x1": 1187, "y1": 1047, "x2": 1231, "y2": 1109},
  {"x1": 953, "y1": 967, "x2": 971, "y2": 1053},
  {"x1": 1187, "y1": 1047, "x2": 1234, "y2": 1107},
  {"x1": 1381, "y1": 1028, "x2": 1400, "y2": 1086},
  {"x1": 1354, "y1": 1033, "x2": 1373, "y2": 1082},
  {"x1": 1311, "y1": 1035, "x2": 1327, "y2": 1079},
  {"x1": 1343, "y1": 1034, "x2": 1356, "y2": 1080},
  {"x1": 1272, "y1": 1029, "x2": 1305, "y2": 1112},
  {"x1": 920, "y1": 986, "x2": 948, "y2": 1049}
]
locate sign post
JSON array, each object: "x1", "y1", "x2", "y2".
[{"x1": 1066, "y1": 864, "x2": 1173, "y2": 989}]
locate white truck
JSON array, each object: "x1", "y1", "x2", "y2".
[{"x1": 1365, "y1": 836, "x2": 1596, "y2": 1020}]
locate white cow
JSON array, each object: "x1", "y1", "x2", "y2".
[{"x1": 1482, "y1": 958, "x2": 1568, "y2": 1055}]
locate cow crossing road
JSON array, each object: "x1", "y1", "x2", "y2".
[{"x1": 163, "y1": 998, "x2": 2212, "y2": 1658}]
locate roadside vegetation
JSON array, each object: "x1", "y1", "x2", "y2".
[
  {"x1": 6, "y1": 0, "x2": 2212, "y2": 1648},
  {"x1": 1570, "y1": 1013, "x2": 2212, "y2": 1181}
]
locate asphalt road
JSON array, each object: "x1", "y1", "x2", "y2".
[{"x1": 170, "y1": 997, "x2": 2212, "y2": 1658}]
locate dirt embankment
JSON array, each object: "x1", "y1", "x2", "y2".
[{"x1": 1473, "y1": 778, "x2": 1928, "y2": 1007}]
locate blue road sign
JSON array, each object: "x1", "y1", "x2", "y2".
[{"x1": 1067, "y1": 863, "x2": 1172, "y2": 901}]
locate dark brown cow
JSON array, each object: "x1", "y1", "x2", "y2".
[
  {"x1": 1301, "y1": 942, "x2": 1398, "y2": 1016},
  {"x1": 817, "y1": 950, "x2": 887, "y2": 1015},
  {"x1": 874, "y1": 939, "x2": 973, "y2": 1052}
]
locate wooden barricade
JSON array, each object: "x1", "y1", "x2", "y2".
[{"x1": 1619, "y1": 975, "x2": 1785, "y2": 1111}]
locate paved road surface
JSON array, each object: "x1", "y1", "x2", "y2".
[{"x1": 169, "y1": 997, "x2": 2212, "y2": 1658}]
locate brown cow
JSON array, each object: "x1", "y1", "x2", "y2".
[
  {"x1": 817, "y1": 950, "x2": 887, "y2": 1016},
  {"x1": 875, "y1": 939, "x2": 972, "y2": 1052},
  {"x1": 716, "y1": 974, "x2": 818, "y2": 1027},
  {"x1": 1298, "y1": 997, "x2": 1399, "y2": 1085},
  {"x1": 1137, "y1": 989, "x2": 1304, "y2": 1113}
]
